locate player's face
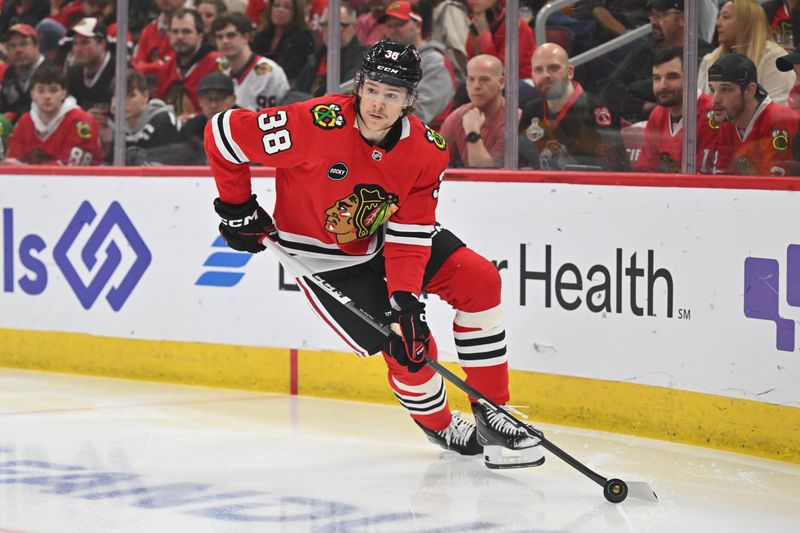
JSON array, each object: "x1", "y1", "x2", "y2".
[
  {"x1": 358, "y1": 80, "x2": 408, "y2": 132},
  {"x1": 71, "y1": 35, "x2": 104, "y2": 67},
  {"x1": 531, "y1": 53, "x2": 572, "y2": 100},
  {"x1": 466, "y1": 62, "x2": 504, "y2": 109},
  {"x1": 708, "y1": 81, "x2": 746, "y2": 122},
  {"x1": 215, "y1": 24, "x2": 248, "y2": 57},
  {"x1": 324, "y1": 194, "x2": 358, "y2": 236},
  {"x1": 652, "y1": 57, "x2": 683, "y2": 108},
  {"x1": 384, "y1": 18, "x2": 417, "y2": 45},
  {"x1": 169, "y1": 14, "x2": 202, "y2": 57},
  {"x1": 716, "y1": 2, "x2": 736, "y2": 48},
  {"x1": 31, "y1": 83, "x2": 67, "y2": 115},
  {"x1": 198, "y1": 90, "x2": 236, "y2": 119},
  {"x1": 125, "y1": 88, "x2": 149, "y2": 121},
  {"x1": 6, "y1": 34, "x2": 39, "y2": 68}
]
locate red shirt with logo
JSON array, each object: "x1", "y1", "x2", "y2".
[
  {"x1": 7, "y1": 106, "x2": 102, "y2": 165},
  {"x1": 156, "y1": 46, "x2": 223, "y2": 116},
  {"x1": 204, "y1": 94, "x2": 449, "y2": 296},
  {"x1": 132, "y1": 16, "x2": 174, "y2": 77}
]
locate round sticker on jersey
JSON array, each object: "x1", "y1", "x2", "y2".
[
  {"x1": 76, "y1": 121, "x2": 92, "y2": 139},
  {"x1": 311, "y1": 103, "x2": 346, "y2": 129},
  {"x1": 327, "y1": 162, "x2": 349, "y2": 180}
]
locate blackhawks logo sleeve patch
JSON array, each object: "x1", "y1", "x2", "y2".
[
  {"x1": 424, "y1": 125, "x2": 446, "y2": 150},
  {"x1": 76, "y1": 121, "x2": 92, "y2": 139}
]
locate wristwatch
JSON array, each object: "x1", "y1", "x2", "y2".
[{"x1": 465, "y1": 131, "x2": 481, "y2": 143}]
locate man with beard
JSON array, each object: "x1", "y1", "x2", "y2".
[
  {"x1": 636, "y1": 47, "x2": 718, "y2": 173},
  {"x1": 156, "y1": 7, "x2": 222, "y2": 119},
  {"x1": 519, "y1": 43, "x2": 627, "y2": 171},
  {"x1": 0, "y1": 24, "x2": 47, "y2": 124},
  {"x1": 600, "y1": 0, "x2": 713, "y2": 124},
  {"x1": 706, "y1": 53, "x2": 798, "y2": 176}
]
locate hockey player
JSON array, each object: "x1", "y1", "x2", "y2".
[
  {"x1": 635, "y1": 47, "x2": 718, "y2": 173},
  {"x1": 211, "y1": 12, "x2": 289, "y2": 111},
  {"x1": 205, "y1": 39, "x2": 544, "y2": 469},
  {"x1": 5, "y1": 64, "x2": 102, "y2": 165}
]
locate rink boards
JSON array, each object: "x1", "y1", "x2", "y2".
[{"x1": 0, "y1": 167, "x2": 798, "y2": 463}]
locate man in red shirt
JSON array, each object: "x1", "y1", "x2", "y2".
[
  {"x1": 4, "y1": 64, "x2": 102, "y2": 165},
  {"x1": 156, "y1": 7, "x2": 222, "y2": 118},
  {"x1": 205, "y1": 39, "x2": 545, "y2": 469},
  {"x1": 132, "y1": 0, "x2": 186, "y2": 77},
  {"x1": 636, "y1": 46, "x2": 719, "y2": 173},
  {"x1": 440, "y1": 54, "x2": 507, "y2": 167},
  {"x1": 707, "y1": 53, "x2": 798, "y2": 176}
]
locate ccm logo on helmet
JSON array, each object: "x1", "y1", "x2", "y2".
[
  {"x1": 220, "y1": 209, "x2": 261, "y2": 228},
  {"x1": 377, "y1": 65, "x2": 400, "y2": 74}
]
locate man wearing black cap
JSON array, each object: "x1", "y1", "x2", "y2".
[
  {"x1": 180, "y1": 71, "x2": 237, "y2": 164},
  {"x1": 776, "y1": 51, "x2": 800, "y2": 110},
  {"x1": 707, "y1": 53, "x2": 799, "y2": 176},
  {"x1": 65, "y1": 17, "x2": 116, "y2": 132},
  {"x1": 600, "y1": 0, "x2": 713, "y2": 124}
]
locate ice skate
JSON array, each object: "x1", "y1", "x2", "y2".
[
  {"x1": 415, "y1": 411, "x2": 482, "y2": 456},
  {"x1": 471, "y1": 402, "x2": 545, "y2": 469}
]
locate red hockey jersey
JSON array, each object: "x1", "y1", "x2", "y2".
[
  {"x1": 636, "y1": 93, "x2": 718, "y2": 173},
  {"x1": 132, "y1": 16, "x2": 174, "y2": 77},
  {"x1": 156, "y1": 46, "x2": 223, "y2": 116},
  {"x1": 7, "y1": 102, "x2": 102, "y2": 165},
  {"x1": 205, "y1": 94, "x2": 449, "y2": 296},
  {"x1": 711, "y1": 98, "x2": 798, "y2": 176}
]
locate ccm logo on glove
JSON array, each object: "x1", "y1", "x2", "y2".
[{"x1": 213, "y1": 194, "x2": 275, "y2": 253}]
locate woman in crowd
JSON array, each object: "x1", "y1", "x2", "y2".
[
  {"x1": 465, "y1": 0, "x2": 534, "y2": 79},
  {"x1": 698, "y1": 0, "x2": 795, "y2": 104},
  {"x1": 252, "y1": 0, "x2": 315, "y2": 88}
]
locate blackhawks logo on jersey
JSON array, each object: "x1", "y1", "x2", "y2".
[
  {"x1": 76, "y1": 121, "x2": 92, "y2": 139},
  {"x1": 311, "y1": 103, "x2": 345, "y2": 129},
  {"x1": 255, "y1": 62, "x2": 272, "y2": 75},
  {"x1": 424, "y1": 125, "x2": 446, "y2": 151},
  {"x1": 324, "y1": 184, "x2": 398, "y2": 244},
  {"x1": 772, "y1": 129, "x2": 789, "y2": 151}
]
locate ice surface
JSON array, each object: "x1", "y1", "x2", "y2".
[{"x1": 0, "y1": 369, "x2": 798, "y2": 532}]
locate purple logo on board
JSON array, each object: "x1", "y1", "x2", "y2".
[{"x1": 743, "y1": 245, "x2": 800, "y2": 352}]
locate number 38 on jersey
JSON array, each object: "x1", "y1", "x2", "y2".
[{"x1": 257, "y1": 110, "x2": 292, "y2": 155}]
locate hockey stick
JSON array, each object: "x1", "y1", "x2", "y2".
[{"x1": 259, "y1": 233, "x2": 658, "y2": 504}]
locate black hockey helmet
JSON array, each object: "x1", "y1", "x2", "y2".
[{"x1": 356, "y1": 39, "x2": 422, "y2": 93}]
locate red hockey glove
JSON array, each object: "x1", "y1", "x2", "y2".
[
  {"x1": 213, "y1": 194, "x2": 275, "y2": 253},
  {"x1": 386, "y1": 291, "x2": 430, "y2": 372}
]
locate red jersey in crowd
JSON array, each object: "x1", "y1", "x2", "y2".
[
  {"x1": 710, "y1": 97, "x2": 798, "y2": 176},
  {"x1": 636, "y1": 93, "x2": 718, "y2": 173},
  {"x1": 466, "y1": 9, "x2": 534, "y2": 79},
  {"x1": 7, "y1": 98, "x2": 102, "y2": 165},
  {"x1": 132, "y1": 13, "x2": 174, "y2": 77},
  {"x1": 156, "y1": 44, "x2": 222, "y2": 116},
  {"x1": 205, "y1": 94, "x2": 448, "y2": 296}
]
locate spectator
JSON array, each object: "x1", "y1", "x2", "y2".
[
  {"x1": 133, "y1": 0, "x2": 187, "y2": 78},
  {"x1": 246, "y1": 0, "x2": 268, "y2": 25},
  {"x1": 466, "y1": 0, "x2": 535, "y2": 79},
  {"x1": 180, "y1": 71, "x2": 238, "y2": 165},
  {"x1": 0, "y1": 0, "x2": 49, "y2": 40},
  {"x1": 4, "y1": 64, "x2": 102, "y2": 165},
  {"x1": 156, "y1": 7, "x2": 223, "y2": 117},
  {"x1": 356, "y1": 0, "x2": 389, "y2": 46},
  {"x1": 699, "y1": 0, "x2": 795, "y2": 105},
  {"x1": 601, "y1": 0, "x2": 713, "y2": 125},
  {"x1": 196, "y1": 0, "x2": 228, "y2": 48},
  {"x1": 519, "y1": 43, "x2": 627, "y2": 171},
  {"x1": 571, "y1": 0, "x2": 649, "y2": 44},
  {"x1": 45, "y1": 0, "x2": 85, "y2": 29},
  {"x1": 296, "y1": 3, "x2": 365, "y2": 97},
  {"x1": 106, "y1": 69, "x2": 182, "y2": 165},
  {"x1": 440, "y1": 54, "x2": 507, "y2": 167},
  {"x1": 635, "y1": 47, "x2": 718, "y2": 173},
  {"x1": 65, "y1": 18, "x2": 115, "y2": 131},
  {"x1": 382, "y1": 1, "x2": 456, "y2": 128},
  {"x1": 35, "y1": 16, "x2": 67, "y2": 66},
  {"x1": 762, "y1": 0, "x2": 800, "y2": 52},
  {"x1": 251, "y1": 0, "x2": 315, "y2": 87},
  {"x1": 213, "y1": 11, "x2": 289, "y2": 110},
  {"x1": 0, "y1": 24, "x2": 47, "y2": 124},
  {"x1": 776, "y1": 50, "x2": 800, "y2": 110},
  {"x1": 432, "y1": 0, "x2": 470, "y2": 77},
  {"x1": 0, "y1": 114, "x2": 15, "y2": 161},
  {"x1": 706, "y1": 53, "x2": 798, "y2": 176}
]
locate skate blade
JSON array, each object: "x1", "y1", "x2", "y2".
[{"x1": 483, "y1": 445, "x2": 545, "y2": 469}]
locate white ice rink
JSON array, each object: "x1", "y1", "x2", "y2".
[{"x1": 1, "y1": 369, "x2": 798, "y2": 533}]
